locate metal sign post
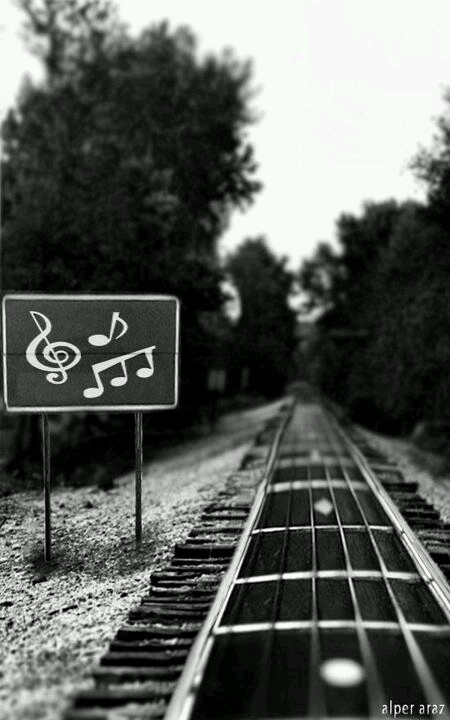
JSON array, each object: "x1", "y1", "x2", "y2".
[
  {"x1": 41, "y1": 413, "x2": 51, "y2": 560},
  {"x1": 135, "y1": 411, "x2": 143, "y2": 546},
  {"x1": 2, "y1": 294, "x2": 180, "y2": 556}
]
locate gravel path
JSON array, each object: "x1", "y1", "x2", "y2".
[{"x1": 0, "y1": 400, "x2": 282, "y2": 720}]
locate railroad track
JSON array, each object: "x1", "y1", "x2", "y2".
[{"x1": 65, "y1": 392, "x2": 449, "y2": 719}]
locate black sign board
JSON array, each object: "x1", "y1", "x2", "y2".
[{"x1": 2, "y1": 294, "x2": 180, "y2": 412}]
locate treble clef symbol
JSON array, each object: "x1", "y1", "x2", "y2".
[{"x1": 26, "y1": 311, "x2": 81, "y2": 384}]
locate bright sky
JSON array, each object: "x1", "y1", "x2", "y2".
[{"x1": 2, "y1": 0, "x2": 450, "y2": 268}]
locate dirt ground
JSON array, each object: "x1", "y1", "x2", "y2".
[{"x1": 0, "y1": 400, "x2": 283, "y2": 720}]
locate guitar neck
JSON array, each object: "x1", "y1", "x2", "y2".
[{"x1": 167, "y1": 401, "x2": 450, "y2": 719}]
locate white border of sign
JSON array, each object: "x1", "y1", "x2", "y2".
[{"x1": 2, "y1": 293, "x2": 180, "y2": 413}]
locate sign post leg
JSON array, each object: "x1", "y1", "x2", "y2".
[
  {"x1": 41, "y1": 413, "x2": 51, "y2": 561},
  {"x1": 135, "y1": 411, "x2": 143, "y2": 546}
]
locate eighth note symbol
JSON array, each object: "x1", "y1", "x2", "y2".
[{"x1": 88, "y1": 312, "x2": 128, "y2": 347}]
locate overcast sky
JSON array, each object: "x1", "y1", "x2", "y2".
[{"x1": 2, "y1": 0, "x2": 450, "y2": 268}]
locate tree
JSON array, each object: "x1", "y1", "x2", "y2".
[
  {"x1": 366, "y1": 205, "x2": 450, "y2": 429},
  {"x1": 15, "y1": 0, "x2": 122, "y2": 81},
  {"x1": 300, "y1": 200, "x2": 401, "y2": 327},
  {"x1": 412, "y1": 90, "x2": 450, "y2": 224},
  {"x1": 3, "y1": 12, "x2": 259, "y2": 290},
  {"x1": 299, "y1": 198, "x2": 450, "y2": 432},
  {"x1": 298, "y1": 241, "x2": 342, "y2": 315},
  {"x1": 227, "y1": 237, "x2": 297, "y2": 397},
  {"x1": 298, "y1": 201, "x2": 403, "y2": 410}
]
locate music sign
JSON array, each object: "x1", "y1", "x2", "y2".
[{"x1": 2, "y1": 294, "x2": 180, "y2": 412}]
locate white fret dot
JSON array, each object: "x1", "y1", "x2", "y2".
[
  {"x1": 314, "y1": 498, "x2": 333, "y2": 516},
  {"x1": 320, "y1": 658, "x2": 365, "y2": 687}
]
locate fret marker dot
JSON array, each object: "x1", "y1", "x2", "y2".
[
  {"x1": 314, "y1": 498, "x2": 333, "y2": 516},
  {"x1": 320, "y1": 658, "x2": 365, "y2": 687}
]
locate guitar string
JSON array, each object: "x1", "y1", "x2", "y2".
[
  {"x1": 307, "y1": 460, "x2": 327, "y2": 718},
  {"x1": 323, "y1": 460, "x2": 385, "y2": 717}
]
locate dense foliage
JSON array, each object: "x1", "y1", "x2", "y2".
[
  {"x1": 227, "y1": 237, "x2": 297, "y2": 397},
  {"x1": 413, "y1": 89, "x2": 450, "y2": 226},
  {"x1": 300, "y1": 125, "x2": 450, "y2": 435}
]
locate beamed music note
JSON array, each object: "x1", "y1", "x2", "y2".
[{"x1": 83, "y1": 345, "x2": 156, "y2": 399}]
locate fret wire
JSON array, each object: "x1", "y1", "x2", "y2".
[
  {"x1": 252, "y1": 524, "x2": 393, "y2": 533},
  {"x1": 214, "y1": 621, "x2": 450, "y2": 635},
  {"x1": 277, "y1": 456, "x2": 356, "y2": 468},
  {"x1": 324, "y1": 411, "x2": 447, "y2": 709},
  {"x1": 269, "y1": 479, "x2": 368, "y2": 492},
  {"x1": 307, "y1": 461, "x2": 326, "y2": 718},
  {"x1": 323, "y1": 461, "x2": 385, "y2": 718},
  {"x1": 235, "y1": 571, "x2": 420, "y2": 584}
]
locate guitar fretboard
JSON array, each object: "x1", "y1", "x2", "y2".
[{"x1": 171, "y1": 403, "x2": 450, "y2": 719}]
